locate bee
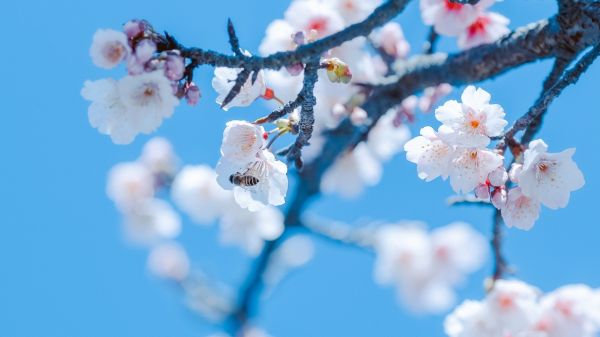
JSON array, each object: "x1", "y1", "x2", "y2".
[{"x1": 229, "y1": 161, "x2": 265, "y2": 187}]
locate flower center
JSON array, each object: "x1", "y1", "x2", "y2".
[
  {"x1": 469, "y1": 151, "x2": 478, "y2": 159},
  {"x1": 498, "y1": 294, "x2": 514, "y2": 309},
  {"x1": 444, "y1": 0, "x2": 463, "y2": 11},
  {"x1": 307, "y1": 17, "x2": 328, "y2": 34},
  {"x1": 470, "y1": 119, "x2": 480, "y2": 129},
  {"x1": 104, "y1": 43, "x2": 125, "y2": 63},
  {"x1": 468, "y1": 16, "x2": 491, "y2": 37},
  {"x1": 537, "y1": 162, "x2": 549, "y2": 172}
]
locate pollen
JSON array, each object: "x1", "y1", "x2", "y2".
[
  {"x1": 470, "y1": 120, "x2": 480, "y2": 129},
  {"x1": 469, "y1": 151, "x2": 478, "y2": 159},
  {"x1": 537, "y1": 162, "x2": 549, "y2": 172}
]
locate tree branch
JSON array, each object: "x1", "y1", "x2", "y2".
[
  {"x1": 156, "y1": 0, "x2": 410, "y2": 70},
  {"x1": 502, "y1": 43, "x2": 600, "y2": 142}
]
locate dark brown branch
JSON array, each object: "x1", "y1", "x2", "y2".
[
  {"x1": 520, "y1": 55, "x2": 576, "y2": 144},
  {"x1": 227, "y1": 18, "x2": 243, "y2": 56},
  {"x1": 491, "y1": 209, "x2": 507, "y2": 282},
  {"x1": 286, "y1": 58, "x2": 320, "y2": 169},
  {"x1": 156, "y1": 0, "x2": 410, "y2": 70}
]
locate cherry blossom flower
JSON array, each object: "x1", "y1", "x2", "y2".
[
  {"x1": 404, "y1": 126, "x2": 455, "y2": 182},
  {"x1": 430, "y1": 222, "x2": 488, "y2": 284},
  {"x1": 330, "y1": 0, "x2": 382, "y2": 25},
  {"x1": 82, "y1": 70, "x2": 178, "y2": 144},
  {"x1": 216, "y1": 150, "x2": 288, "y2": 211},
  {"x1": 212, "y1": 60, "x2": 267, "y2": 110},
  {"x1": 220, "y1": 121, "x2": 267, "y2": 163},
  {"x1": 123, "y1": 198, "x2": 181, "y2": 245},
  {"x1": 367, "y1": 109, "x2": 411, "y2": 161},
  {"x1": 436, "y1": 86, "x2": 507, "y2": 148},
  {"x1": 219, "y1": 203, "x2": 284, "y2": 255},
  {"x1": 284, "y1": 0, "x2": 345, "y2": 39},
  {"x1": 171, "y1": 165, "x2": 231, "y2": 224},
  {"x1": 419, "y1": 83, "x2": 453, "y2": 113},
  {"x1": 185, "y1": 83, "x2": 201, "y2": 105},
  {"x1": 264, "y1": 235, "x2": 315, "y2": 287},
  {"x1": 420, "y1": 0, "x2": 495, "y2": 36},
  {"x1": 147, "y1": 242, "x2": 190, "y2": 281},
  {"x1": 106, "y1": 161, "x2": 154, "y2": 211},
  {"x1": 89, "y1": 29, "x2": 130, "y2": 69},
  {"x1": 501, "y1": 187, "x2": 541, "y2": 231},
  {"x1": 516, "y1": 139, "x2": 585, "y2": 210},
  {"x1": 258, "y1": 20, "x2": 297, "y2": 55},
  {"x1": 81, "y1": 78, "x2": 131, "y2": 144},
  {"x1": 139, "y1": 137, "x2": 178, "y2": 178},
  {"x1": 449, "y1": 148, "x2": 503, "y2": 194},
  {"x1": 321, "y1": 142, "x2": 382, "y2": 198},
  {"x1": 370, "y1": 22, "x2": 410, "y2": 59},
  {"x1": 374, "y1": 222, "x2": 487, "y2": 313},
  {"x1": 445, "y1": 280, "x2": 600, "y2": 337},
  {"x1": 458, "y1": 12, "x2": 510, "y2": 50}
]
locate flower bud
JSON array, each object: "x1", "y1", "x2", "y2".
[
  {"x1": 488, "y1": 167, "x2": 508, "y2": 187},
  {"x1": 323, "y1": 58, "x2": 352, "y2": 84},
  {"x1": 474, "y1": 183, "x2": 490, "y2": 201},
  {"x1": 491, "y1": 187, "x2": 507, "y2": 209},
  {"x1": 185, "y1": 83, "x2": 201, "y2": 106}
]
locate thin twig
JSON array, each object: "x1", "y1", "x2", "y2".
[
  {"x1": 422, "y1": 27, "x2": 439, "y2": 55},
  {"x1": 501, "y1": 44, "x2": 600, "y2": 142},
  {"x1": 491, "y1": 209, "x2": 507, "y2": 282},
  {"x1": 227, "y1": 18, "x2": 243, "y2": 56}
]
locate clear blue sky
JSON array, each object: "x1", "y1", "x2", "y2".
[{"x1": 2, "y1": 1, "x2": 599, "y2": 336}]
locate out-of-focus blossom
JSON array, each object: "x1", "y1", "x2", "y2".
[
  {"x1": 139, "y1": 137, "x2": 178, "y2": 178},
  {"x1": 367, "y1": 109, "x2": 411, "y2": 161},
  {"x1": 370, "y1": 22, "x2": 410, "y2": 59},
  {"x1": 458, "y1": 12, "x2": 510, "y2": 50},
  {"x1": 516, "y1": 139, "x2": 584, "y2": 210},
  {"x1": 219, "y1": 203, "x2": 284, "y2": 255},
  {"x1": 171, "y1": 165, "x2": 231, "y2": 224},
  {"x1": 419, "y1": 84, "x2": 453, "y2": 113},
  {"x1": 331, "y1": 0, "x2": 382, "y2": 25},
  {"x1": 147, "y1": 242, "x2": 190, "y2": 281},
  {"x1": 420, "y1": 0, "x2": 495, "y2": 36},
  {"x1": 284, "y1": 0, "x2": 345, "y2": 39},
  {"x1": 321, "y1": 142, "x2": 382, "y2": 198},
  {"x1": 106, "y1": 161, "x2": 154, "y2": 211},
  {"x1": 123, "y1": 198, "x2": 181, "y2": 245},
  {"x1": 123, "y1": 20, "x2": 147, "y2": 40},
  {"x1": 445, "y1": 280, "x2": 600, "y2": 337},
  {"x1": 374, "y1": 222, "x2": 487, "y2": 313},
  {"x1": 90, "y1": 29, "x2": 130, "y2": 69}
]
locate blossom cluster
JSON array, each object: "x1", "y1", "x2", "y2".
[
  {"x1": 82, "y1": 22, "x2": 200, "y2": 144},
  {"x1": 374, "y1": 221, "x2": 487, "y2": 313},
  {"x1": 420, "y1": 0, "x2": 510, "y2": 49},
  {"x1": 404, "y1": 86, "x2": 584, "y2": 230},
  {"x1": 445, "y1": 280, "x2": 600, "y2": 337}
]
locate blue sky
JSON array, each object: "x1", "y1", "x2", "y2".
[{"x1": 2, "y1": 0, "x2": 600, "y2": 336}]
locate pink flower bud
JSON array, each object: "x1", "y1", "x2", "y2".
[
  {"x1": 123, "y1": 20, "x2": 147, "y2": 40},
  {"x1": 488, "y1": 167, "x2": 508, "y2": 187},
  {"x1": 292, "y1": 31, "x2": 306, "y2": 46},
  {"x1": 475, "y1": 183, "x2": 490, "y2": 201},
  {"x1": 135, "y1": 39, "x2": 156, "y2": 64},
  {"x1": 185, "y1": 83, "x2": 201, "y2": 106},
  {"x1": 350, "y1": 107, "x2": 368, "y2": 126},
  {"x1": 165, "y1": 54, "x2": 185, "y2": 81},
  {"x1": 491, "y1": 187, "x2": 507, "y2": 209},
  {"x1": 286, "y1": 63, "x2": 304, "y2": 76}
]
